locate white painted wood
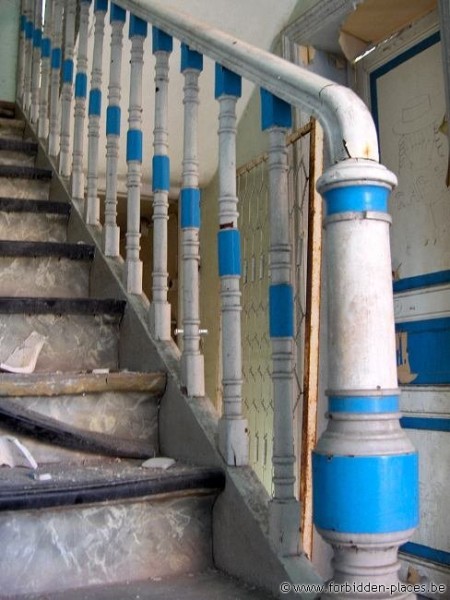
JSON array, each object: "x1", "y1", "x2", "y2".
[
  {"x1": 59, "y1": 0, "x2": 76, "y2": 177},
  {"x1": 71, "y1": 0, "x2": 91, "y2": 201},
  {"x1": 16, "y1": 0, "x2": 27, "y2": 103},
  {"x1": 104, "y1": 15, "x2": 126, "y2": 257},
  {"x1": 38, "y1": 0, "x2": 53, "y2": 140},
  {"x1": 180, "y1": 67, "x2": 205, "y2": 397},
  {"x1": 85, "y1": 3, "x2": 107, "y2": 225},
  {"x1": 124, "y1": 32, "x2": 145, "y2": 294},
  {"x1": 394, "y1": 284, "x2": 450, "y2": 323},
  {"x1": 48, "y1": 0, "x2": 64, "y2": 159},
  {"x1": 30, "y1": 0, "x2": 43, "y2": 125},
  {"x1": 149, "y1": 50, "x2": 172, "y2": 339},
  {"x1": 22, "y1": 0, "x2": 34, "y2": 114}
]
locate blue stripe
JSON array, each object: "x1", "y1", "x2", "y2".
[
  {"x1": 180, "y1": 188, "x2": 201, "y2": 228},
  {"x1": 329, "y1": 395, "x2": 399, "y2": 414},
  {"x1": 25, "y1": 21, "x2": 33, "y2": 40},
  {"x1": 313, "y1": 452, "x2": 419, "y2": 534},
  {"x1": 127, "y1": 129, "x2": 143, "y2": 162},
  {"x1": 111, "y1": 3, "x2": 126, "y2": 23},
  {"x1": 152, "y1": 27, "x2": 173, "y2": 53},
  {"x1": 51, "y1": 48, "x2": 62, "y2": 70},
  {"x1": 88, "y1": 89, "x2": 102, "y2": 116},
  {"x1": 74, "y1": 73, "x2": 88, "y2": 99},
  {"x1": 95, "y1": 0, "x2": 108, "y2": 11},
  {"x1": 41, "y1": 38, "x2": 51, "y2": 59},
  {"x1": 152, "y1": 155, "x2": 170, "y2": 191},
  {"x1": 20, "y1": 15, "x2": 26, "y2": 32},
  {"x1": 218, "y1": 229, "x2": 241, "y2": 276},
  {"x1": 33, "y1": 28, "x2": 42, "y2": 48},
  {"x1": 106, "y1": 105, "x2": 121, "y2": 136},
  {"x1": 324, "y1": 184, "x2": 390, "y2": 215},
  {"x1": 129, "y1": 15, "x2": 147, "y2": 39},
  {"x1": 400, "y1": 542, "x2": 450, "y2": 566},
  {"x1": 269, "y1": 284, "x2": 294, "y2": 337},
  {"x1": 393, "y1": 269, "x2": 450, "y2": 293},
  {"x1": 260, "y1": 89, "x2": 292, "y2": 130},
  {"x1": 215, "y1": 64, "x2": 242, "y2": 98},
  {"x1": 62, "y1": 59, "x2": 74, "y2": 84},
  {"x1": 401, "y1": 417, "x2": 450, "y2": 432},
  {"x1": 181, "y1": 44, "x2": 203, "y2": 72}
]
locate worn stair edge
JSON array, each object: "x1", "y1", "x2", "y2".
[
  {"x1": 0, "y1": 197, "x2": 70, "y2": 214},
  {"x1": 0, "y1": 371, "x2": 167, "y2": 397},
  {"x1": 0, "y1": 137, "x2": 37, "y2": 154},
  {"x1": 0, "y1": 297, "x2": 125, "y2": 315},
  {"x1": 0, "y1": 398, "x2": 155, "y2": 460},
  {"x1": 0, "y1": 165, "x2": 52, "y2": 180},
  {"x1": 0, "y1": 462, "x2": 225, "y2": 511},
  {"x1": 0, "y1": 240, "x2": 94, "y2": 260}
]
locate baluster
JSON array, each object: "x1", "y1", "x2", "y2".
[
  {"x1": 215, "y1": 65, "x2": 248, "y2": 466},
  {"x1": 38, "y1": 0, "x2": 53, "y2": 140},
  {"x1": 30, "y1": 0, "x2": 43, "y2": 125},
  {"x1": 71, "y1": 0, "x2": 91, "y2": 201},
  {"x1": 313, "y1": 161, "x2": 418, "y2": 599},
  {"x1": 261, "y1": 90, "x2": 300, "y2": 555},
  {"x1": 16, "y1": 1, "x2": 27, "y2": 103},
  {"x1": 48, "y1": 0, "x2": 64, "y2": 159},
  {"x1": 149, "y1": 28, "x2": 172, "y2": 338},
  {"x1": 124, "y1": 15, "x2": 147, "y2": 293},
  {"x1": 104, "y1": 3, "x2": 126, "y2": 256},
  {"x1": 85, "y1": 0, "x2": 108, "y2": 224},
  {"x1": 179, "y1": 44, "x2": 204, "y2": 396},
  {"x1": 59, "y1": 0, "x2": 76, "y2": 177},
  {"x1": 23, "y1": 0, "x2": 34, "y2": 114}
]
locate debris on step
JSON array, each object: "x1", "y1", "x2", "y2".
[
  {"x1": 32, "y1": 472, "x2": 52, "y2": 481},
  {"x1": 0, "y1": 331, "x2": 46, "y2": 374},
  {"x1": 141, "y1": 457, "x2": 176, "y2": 470},
  {"x1": 0, "y1": 435, "x2": 38, "y2": 469}
]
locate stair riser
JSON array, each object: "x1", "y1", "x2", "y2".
[
  {"x1": 0, "y1": 150, "x2": 35, "y2": 167},
  {"x1": 0, "y1": 256, "x2": 90, "y2": 298},
  {"x1": 0, "y1": 177, "x2": 50, "y2": 200},
  {"x1": 0, "y1": 313, "x2": 120, "y2": 372},
  {"x1": 0, "y1": 212, "x2": 67, "y2": 242},
  {"x1": 0, "y1": 119, "x2": 25, "y2": 139},
  {"x1": 0, "y1": 492, "x2": 214, "y2": 595}
]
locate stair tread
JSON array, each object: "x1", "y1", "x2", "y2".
[
  {"x1": 0, "y1": 137, "x2": 37, "y2": 154},
  {"x1": 0, "y1": 240, "x2": 94, "y2": 259},
  {"x1": 0, "y1": 397, "x2": 156, "y2": 460},
  {"x1": 0, "y1": 370, "x2": 166, "y2": 397},
  {"x1": 0, "y1": 460, "x2": 225, "y2": 511},
  {"x1": 0, "y1": 116, "x2": 24, "y2": 130},
  {"x1": 18, "y1": 569, "x2": 275, "y2": 600},
  {"x1": 0, "y1": 164, "x2": 52, "y2": 180},
  {"x1": 0, "y1": 197, "x2": 70, "y2": 214},
  {"x1": 0, "y1": 296, "x2": 126, "y2": 315}
]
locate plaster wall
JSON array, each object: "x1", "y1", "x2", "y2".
[{"x1": 0, "y1": 0, "x2": 20, "y2": 102}]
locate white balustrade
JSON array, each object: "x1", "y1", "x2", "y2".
[
  {"x1": 22, "y1": 0, "x2": 34, "y2": 114},
  {"x1": 16, "y1": 1, "x2": 27, "y2": 103},
  {"x1": 59, "y1": 0, "x2": 76, "y2": 177},
  {"x1": 48, "y1": 0, "x2": 64, "y2": 159},
  {"x1": 30, "y1": 0, "x2": 43, "y2": 125},
  {"x1": 38, "y1": 0, "x2": 53, "y2": 140}
]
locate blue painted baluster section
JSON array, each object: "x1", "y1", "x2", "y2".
[
  {"x1": 30, "y1": 0, "x2": 43, "y2": 124},
  {"x1": 261, "y1": 90, "x2": 300, "y2": 556},
  {"x1": 71, "y1": 0, "x2": 91, "y2": 201},
  {"x1": 124, "y1": 15, "x2": 147, "y2": 294},
  {"x1": 149, "y1": 28, "x2": 172, "y2": 338},
  {"x1": 38, "y1": 0, "x2": 53, "y2": 140},
  {"x1": 23, "y1": 0, "x2": 35, "y2": 113},
  {"x1": 313, "y1": 161, "x2": 419, "y2": 599},
  {"x1": 59, "y1": 0, "x2": 76, "y2": 177},
  {"x1": 48, "y1": 0, "x2": 64, "y2": 159},
  {"x1": 179, "y1": 44, "x2": 205, "y2": 396},
  {"x1": 103, "y1": 4, "x2": 126, "y2": 257},
  {"x1": 85, "y1": 0, "x2": 108, "y2": 224},
  {"x1": 215, "y1": 65, "x2": 248, "y2": 465}
]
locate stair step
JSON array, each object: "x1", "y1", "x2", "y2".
[
  {"x1": 0, "y1": 242, "x2": 94, "y2": 297},
  {"x1": 0, "y1": 297, "x2": 125, "y2": 372},
  {"x1": 0, "y1": 371, "x2": 165, "y2": 463},
  {"x1": 0, "y1": 100, "x2": 16, "y2": 119},
  {"x1": 0, "y1": 138, "x2": 37, "y2": 167},
  {"x1": 0, "y1": 164, "x2": 52, "y2": 180},
  {"x1": 0, "y1": 198, "x2": 70, "y2": 242},
  {"x1": 0, "y1": 116, "x2": 25, "y2": 138},
  {"x1": 0, "y1": 137, "x2": 37, "y2": 154},
  {"x1": 0, "y1": 175, "x2": 51, "y2": 200},
  {"x1": 0, "y1": 461, "x2": 224, "y2": 596}
]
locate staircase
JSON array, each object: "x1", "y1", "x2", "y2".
[{"x1": 0, "y1": 100, "x2": 274, "y2": 600}]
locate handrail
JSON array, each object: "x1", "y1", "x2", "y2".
[{"x1": 114, "y1": 0, "x2": 379, "y2": 164}]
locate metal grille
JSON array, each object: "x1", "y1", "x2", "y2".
[{"x1": 237, "y1": 123, "x2": 312, "y2": 494}]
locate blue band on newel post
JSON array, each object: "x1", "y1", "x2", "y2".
[
  {"x1": 269, "y1": 284, "x2": 294, "y2": 337},
  {"x1": 181, "y1": 44, "x2": 203, "y2": 72},
  {"x1": 215, "y1": 64, "x2": 242, "y2": 98},
  {"x1": 152, "y1": 27, "x2": 173, "y2": 53},
  {"x1": 218, "y1": 229, "x2": 241, "y2": 276},
  {"x1": 324, "y1": 184, "x2": 390, "y2": 215},
  {"x1": 75, "y1": 73, "x2": 88, "y2": 99},
  {"x1": 129, "y1": 15, "x2": 147, "y2": 39},
  {"x1": 260, "y1": 89, "x2": 292, "y2": 130},
  {"x1": 33, "y1": 28, "x2": 42, "y2": 48},
  {"x1": 25, "y1": 21, "x2": 33, "y2": 40},
  {"x1": 127, "y1": 129, "x2": 143, "y2": 162},
  {"x1": 152, "y1": 155, "x2": 170, "y2": 191},
  {"x1": 62, "y1": 59, "x2": 74, "y2": 84},
  {"x1": 180, "y1": 188, "x2": 201, "y2": 228},
  {"x1": 41, "y1": 38, "x2": 51, "y2": 59},
  {"x1": 95, "y1": 0, "x2": 108, "y2": 12},
  {"x1": 328, "y1": 395, "x2": 400, "y2": 414},
  {"x1": 312, "y1": 452, "x2": 419, "y2": 534},
  {"x1": 88, "y1": 89, "x2": 102, "y2": 116},
  {"x1": 106, "y1": 106, "x2": 121, "y2": 136},
  {"x1": 51, "y1": 48, "x2": 62, "y2": 70},
  {"x1": 111, "y1": 3, "x2": 126, "y2": 23}
]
